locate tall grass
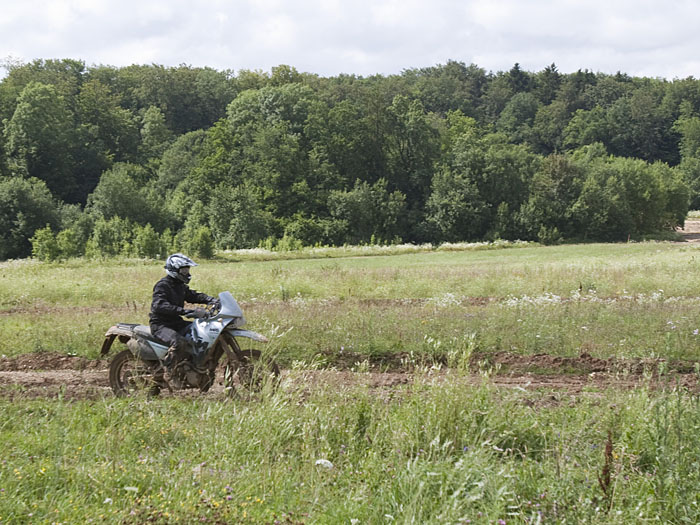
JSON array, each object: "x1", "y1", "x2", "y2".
[
  {"x1": 3, "y1": 241, "x2": 700, "y2": 363},
  {"x1": 3, "y1": 241, "x2": 700, "y2": 522},
  {"x1": 2, "y1": 378, "x2": 700, "y2": 523}
]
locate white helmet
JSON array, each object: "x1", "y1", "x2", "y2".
[{"x1": 164, "y1": 253, "x2": 198, "y2": 283}]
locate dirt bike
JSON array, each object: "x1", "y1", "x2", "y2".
[{"x1": 100, "y1": 291, "x2": 279, "y2": 397}]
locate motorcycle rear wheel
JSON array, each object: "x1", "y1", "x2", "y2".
[
  {"x1": 223, "y1": 349, "x2": 280, "y2": 398},
  {"x1": 109, "y1": 349, "x2": 161, "y2": 397}
]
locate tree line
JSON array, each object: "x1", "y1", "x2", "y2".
[{"x1": 0, "y1": 59, "x2": 695, "y2": 260}]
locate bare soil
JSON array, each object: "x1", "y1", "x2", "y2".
[
  {"x1": 679, "y1": 219, "x2": 700, "y2": 242},
  {"x1": 0, "y1": 351, "x2": 696, "y2": 401}
]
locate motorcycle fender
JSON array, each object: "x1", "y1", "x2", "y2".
[
  {"x1": 228, "y1": 329, "x2": 269, "y2": 343},
  {"x1": 101, "y1": 334, "x2": 117, "y2": 356}
]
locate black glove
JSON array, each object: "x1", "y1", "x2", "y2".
[{"x1": 184, "y1": 307, "x2": 207, "y2": 319}]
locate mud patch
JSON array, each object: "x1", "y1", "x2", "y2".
[
  {"x1": 0, "y1": 352, "x2": 106, "y2": 371},
  {"x1": 0, "y1": 351, "x2": 697, "y2": 401}
]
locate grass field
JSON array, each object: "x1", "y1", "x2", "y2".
[
  {"x1": 2, "y1": 241, "x2": 700, "y2": 523},
  {"x1": 3, "y1": 241, "x2": 700, "y2": 364}
]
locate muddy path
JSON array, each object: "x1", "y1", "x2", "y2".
[
  {"x1": 679, "y1": 218, "x2": 700, "y2": 242},
  {"x1": 0, "y1": 351, "x2": 697, "y2": 401}
]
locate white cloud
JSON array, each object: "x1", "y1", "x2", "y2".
[{"x1": 2, "y1": 0, "x2": 700, "y2": 79}]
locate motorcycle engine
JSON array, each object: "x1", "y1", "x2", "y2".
[
  {"x1": 172, "y1": 362, "x2": 211, "y2": 390},
  {"x1": 179, "y1": 362, "x2": 210, "y2": 389}
]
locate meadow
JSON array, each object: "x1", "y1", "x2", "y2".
[{"x1": 2, "y1": 240, "x2": 700, "y2": 523}]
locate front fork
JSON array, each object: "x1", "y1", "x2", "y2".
[{"x1": 218, "y1": 332, "x2": 242, "y2": 363}]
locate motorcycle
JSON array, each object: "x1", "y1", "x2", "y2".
[{"x1": 100, "y1": 291, "x2": 279, "y2": 397}]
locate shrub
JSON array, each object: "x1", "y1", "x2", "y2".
[
  {"x1": 30, "y1": 225, "x2": 60, "y2": 261},
  {"x1": 186, "y1": 226, "x2": 215, "y2": 258},
  {"x1": 85, "y1": 216, "x2": 133, "y2": 258},
  {"x1": 133, "y1": 224, "x2": 165, "y2": 259},
  {"x1": 56, "y1": 227, "x2": 85, "y2": 258}
]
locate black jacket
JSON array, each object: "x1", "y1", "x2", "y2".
[{"x1": 149, "y1": 275, "x2": 214, "y2": 330}]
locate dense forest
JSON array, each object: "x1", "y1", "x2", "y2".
[{"x1": 0, "y1": 58, "x2": 697, "y2": 261}]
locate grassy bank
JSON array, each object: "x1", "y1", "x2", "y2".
[
  {"x1": 2, "y1": 241, "x2": 700, "y2": 364},
  {"x1": 2, "y1": 378, "x2": 700, "y2": 523},
  {"x1": 3, "y1": 241, "x2": 700, "y2": 523}
]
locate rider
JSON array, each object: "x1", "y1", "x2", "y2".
[{"x1": 150, "y1": 253, "x2": 215, "y2": 377}]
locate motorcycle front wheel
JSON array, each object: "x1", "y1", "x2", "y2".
[
  {"x1": 223, "y1": 349, "x2": 280, "y2": 398},
  {"x1": 109, "y1": 349, "x2": 162, "y2": 397}
]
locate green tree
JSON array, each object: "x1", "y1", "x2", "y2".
[
  {"x1": 30, "y1": 225, "x2": 60, "y2": 261},
  {"x1": 606, "y1": 87, "x2": 676, "y2": 163},
  {"x1": 407, "y1": 61, "x2": 488, "y2": 117},
  {"x1": 56, "y1": 227, "x2": 85, "y2": 258},
  {"x1": 425, "y1": 166, "x2": 488, "y2": 242},
  {"x1": 533, "y1": 63, "x2": 561, "y2": 105},
  {"x1": 672, "y1": 104, "x2": 700, "y2": 208},
  {"x1": 3, "y1": 82, "x2": 78, "y2": 201},
  {"x1": 139, "y1": 105, "x2": 174, "y2": 164},
  {"x1": 530, "y1": 101, "x2": 569, "y2": 154},
  {"x1": 207, "y1": 183, "x2": 273, "y2": 249},
  {"x1": 85, "y1": 216, "x2": 133, "y2": 257},
  {"x1": 496, "y1": 92, "x2": 540, "y2": 144},
  {"x1": 132, "y1": 223, "x2": 165, "y2": 259},
  {"x1": 328, "y1": 179, "x2": 406, "y2": 244},
  {"x1": 385, "y1": 95, "x2": 440, "y2": 205},
  {"x1": 0, "y1": 177, "x2": 61, "y2": 259},
  {"x1": 157, "y1": 130, "x2": 207, "y2": 191},
  {"x1": 569, "y1": 168, "x2": 633, "y2": 241},
  {"x1": 186, "y1": 226, "x2": 215, "y2": 258},
  {"x1": 562, "y1": 106, "x2": 611, "y2": 150},
  {"x1": 87, "y1": 163, "x2": 164, "y2": 227},
  {"x1": 516, "y1": 154, "x2": 584, "y2": 240}
]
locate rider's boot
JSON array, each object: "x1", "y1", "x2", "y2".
[{"x1": 163, "y1": 345, "x2": 181, "y2": 385}]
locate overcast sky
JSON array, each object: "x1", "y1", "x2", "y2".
[{"x1": 2, "y1": 0, "x2": 699, "y2": 79}]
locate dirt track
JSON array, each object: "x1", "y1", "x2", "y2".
[
  {"x1": 679, "y1": 218, "x2": 700, "y2": 242},
  {"x1": 0, "y1": 351, "x2": 697, "y2": 401}
]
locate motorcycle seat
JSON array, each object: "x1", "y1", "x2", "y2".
[
  {"x1": 135, "y1": 326, "x2": 169, "y2": 346},
  {"x1": 116, "y1": 323, "x2": 168, "y2": 346}
]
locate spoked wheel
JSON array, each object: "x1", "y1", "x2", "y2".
[
  {"x1": 223, "y1": 349, "x2": 280, "y2": 398},
  {"x1": 109, "y1": 349, "x2": 162, "y2": 397}
]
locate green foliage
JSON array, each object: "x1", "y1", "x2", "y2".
[
  {"x1": 187, "y1": 226, "x2": 216, "y2": 258},
  {"x1": 139, "y1": 105, "x2": 174, "y2": 162},
  {"x1": 2, "y1": 61, "x2": 700, "y2": 259},
  {"x1": 55, "y1": 227, "x2": 85, "y2": 258},
  {"x1": 207, "y1": 182, "x2": 273, "y2": 249},
  {"x1": 283, "y1": 215, "x2": 346, "y2": 246},
  {"x1": 425, "y1": 166, "x2": 488, "y2": 241},
  {"x1": 328, "y1": 179, "x2": 406, "y2": 244},
  {"x1": 132, "y1": 223, "x2": 165, "y2": 259},
  {"x1": 0, "y1": 177, "x2": 61, "y2": 259},
  {"x1": 3, "y1": 82, "x2": 78, "y2": 202},
  {"x1": 30, "y1": 225, "x2": 60, "y2": 261},
  {"x1": 85, "y1": 216, "x2": 133, "y2": 258},
  {"x1": 86, "y1": 162, "x2": 169, "y2": 229}
]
